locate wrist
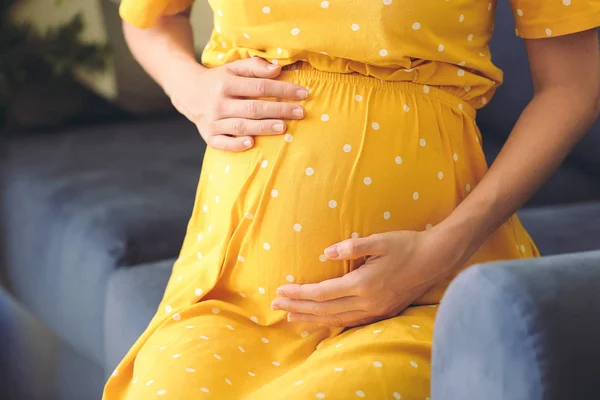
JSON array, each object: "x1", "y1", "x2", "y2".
[
  {"x1": 431, "y1": 192, "x2": 498, "y2": 272},
  {"x1": 162, "y1": 54, "x2": 206, "y2": 98}
]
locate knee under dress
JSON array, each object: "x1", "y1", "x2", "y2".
[{"x1": 104, "y1": 1, "x2": 599, "y2": 399}]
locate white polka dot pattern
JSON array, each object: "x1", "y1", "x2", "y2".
[{"x1": 104, "y1": 20, "x2": 542, "y2": 396}]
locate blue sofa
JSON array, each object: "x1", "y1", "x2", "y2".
[{"x1": 1, "y1": 3, "x2": 598, "y2": 399}]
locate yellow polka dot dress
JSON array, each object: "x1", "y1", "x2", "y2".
[{"x1": 105, "y1": 1, "x2": 599, "y2": 399}]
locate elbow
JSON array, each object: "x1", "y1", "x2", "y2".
[
  {"x1": 594, "y1": 83, "x2": 600, "y2": 121},
  {"x1": 121, "y1": 18, "x2": 142, "y2": 40},
  {"x1": 121, "y1": 19, "x2": 130, "y2": 36},
  {"x1": 583, "y1": 71, "x2": 600, "y2": 125},
  {"x1": 593, "y1": 63, "x2": 600, "y2": 121},
  {"x1": 120, "y1": 6, "x2": 190, "y2": 34},
  {"x1": 121, "y1": 20, "x2": 136, "y2": 51},
  {"x1": 585, "y1": 84, "x2": 600, "y2": 131}
]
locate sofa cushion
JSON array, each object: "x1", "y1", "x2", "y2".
[
  {"x1": 518, "y1": 202, "x2": 600, "y2": 255},
  {"x1": 483, "y1": 137, "x2": 600, "y2": 207},
  {"x1": 0, "y1": 116, "x2": 204, "y2": 366},
  {"x1": 104, "y1": 259, "x2": 172, "y2": 375}
]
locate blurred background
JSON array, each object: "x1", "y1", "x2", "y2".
[
  {"x1": 1, "y1": 2, "x2": 214, "y2": 399},
  {"x1": 0, "y1": 0, "x2": 213, "y2": 132}
]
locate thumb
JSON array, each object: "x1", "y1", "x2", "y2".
[
  {"x1": 226, "y1": 57, "x2": 282, "y2": 79},
  {"x1": 324, "y1": 234, "x2": 387, "y2": 260}
]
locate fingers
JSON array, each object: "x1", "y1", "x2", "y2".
[
  {"x1": 226, "y1": 57, "x2": 282, "y2": 79},
  {"x1": 324, "y1": 234, "x2": 387, "y2": 260},
  {"x1": 205, "y1": 134, "x2": 254, "y2": 152},
  {"x1": 211, "y1": 118, "x2": 288, "y2": 136},
  {"x1": 285, "y1": 311, "x2": 371, "y2": 327},
  {"x1": 180, "y1": 57, "x2": 309, "y2": 153},
  {"x1": 227, "y1": 75, "x2": 308, "y2": 100},
  {"x1": 218, "y1": 99, "x2": 305, "y2": 120},
  {"x1": 225, "y1": 58, "x2": 308, "y2": 99},
  {"x1": 271, "y1": 296, "x2": 363, "y2": 316},
  {"x1": 276, "y1": 275, "x2": 356, "y2": 302}
]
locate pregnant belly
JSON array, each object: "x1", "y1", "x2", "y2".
[{"x1": 191, "y1": 66, "x2": 485, "y2": 294}]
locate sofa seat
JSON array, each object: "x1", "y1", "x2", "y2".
[
  {"x1": 104, "y1": 259, "x2": 173, "y2": 377},
  {"x1": 0, "y1": 286, "x2": 105, "y2": 400},
  {"x1": 518, "y1": 202, "x2": 600, "y2": 256},
  {"x1": 0, "y1": 117, "x2": 205, "y2": 366}
]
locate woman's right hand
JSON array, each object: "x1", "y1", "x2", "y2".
[{"x1": 166, "y1": 57, "x2": 308, "y2": 152}]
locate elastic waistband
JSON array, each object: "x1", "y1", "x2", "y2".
[{"x1": 281, "y1": 62, "x2": 476, "y2": 118}]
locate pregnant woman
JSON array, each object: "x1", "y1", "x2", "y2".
[{"x1": 104, "y1": 0, "x2": 599, "y2": 399}]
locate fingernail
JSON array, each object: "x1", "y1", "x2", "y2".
[
  {"x1": 292, "y1": 108, "x2": 304, "y2": 118},
  {"x1": 296, "y1": 89, "x2": 308, "y2": 99},
  {"x1": 276, "y1": 288, "x2": 286, "y2": 296},
  {"x1": 267, "y1": 63, "x2": 279, "y2": 70},
  {"x1": 272, "y1": 123, "x2": 285, "y2": 132},
  {"x1": 324, "y1": 245, "x2": 339, "y2": 258},
  {"x1": 287, "y1": 313, "x2": 292, "y2": 322},
  {"x1": 243, "y1": 139, "x2": 253, "y2": 147},
  {"x1": 271, "y1": 302, "x2": 280, "y2": 311}
]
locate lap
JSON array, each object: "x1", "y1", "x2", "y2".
[
  {"x1": 125, "y1": 304, "x2": 435, "y2": 400},
  {"x1": 248, "y1": 305, "x2": 435, "y2": 400}
]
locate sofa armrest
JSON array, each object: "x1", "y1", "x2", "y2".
[
  {"x1": 432, "y1": 250, "x2": 600, "y2": 400},
  {"x1": 0, "y1": 287, "x2": 105, "y2": 400},
  {"x1": 0, "y1": 117, "x2": 203, "y2": 366}
]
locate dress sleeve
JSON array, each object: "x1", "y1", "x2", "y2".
[
  {"x1": 120, "y1": 0, "x2": 194, "y2": 29},
  {"x1": 509, "y1": 0, "x2": 600, "y2": 39}
]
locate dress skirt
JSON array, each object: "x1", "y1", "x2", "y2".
[{"x1": 103, "y1": 63, "x2": 538, "y2": 400}]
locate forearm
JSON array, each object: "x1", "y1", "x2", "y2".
[
  {"x1": 436, "y1": 80, "x2": 599, "y2": 270},
  {"x1": 122, "y1": 10, "x2": 201, "y2": 95}
]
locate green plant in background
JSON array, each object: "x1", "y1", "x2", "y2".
[{"x1": 0, "y1": 0, "x2": 109, "y2": 121}]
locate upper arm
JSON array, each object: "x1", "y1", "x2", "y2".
[
  {"x1": 507, "y1": 0, "x2": 600, "y2": 110},
  {"x1": 120, "y1": 0, "x2": 194, "y2": 29},
  {"x1": 525, "y1": 29, "x2": 599, "y2": 97},
  {"x1": 508, "y1": 0, "x2": 599, "y2": 39}
]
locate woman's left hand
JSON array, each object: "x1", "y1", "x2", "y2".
[{"x1": 271, "y1": 229, "x2": 456, "y2": 327}]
